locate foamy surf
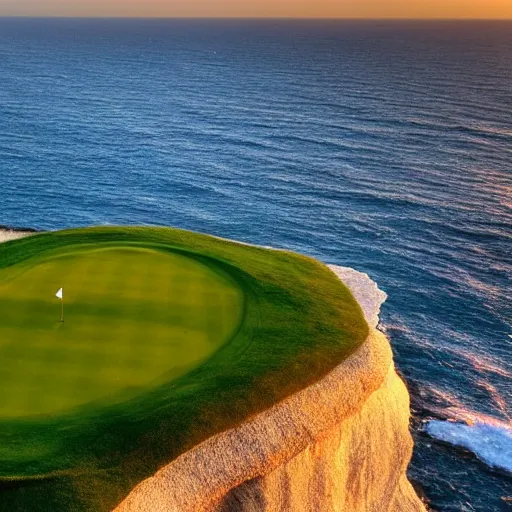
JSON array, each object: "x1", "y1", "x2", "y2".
[
  {"x1": 425, "y1": 415, "x2": 512, "y2": 474},
  {"x1": 0, "y1": 229, "x2": 33, "y2": 243},
  {"x1": 328, "y1": 265, "x2": 388, "y2": 329}
]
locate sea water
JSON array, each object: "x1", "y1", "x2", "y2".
[{"x1": 0, "y1": 19, "x2": 510, "y2": 510}]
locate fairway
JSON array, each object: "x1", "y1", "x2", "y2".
[{"x1": 0, "y1": 246, "x2": 244, "y2": 417}]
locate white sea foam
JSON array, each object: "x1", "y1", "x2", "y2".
[
  {"x1": 0, "y1": 229, "x2": 33, "y2": 243},
  {"x1": 327, "y1": 265, "x2": 388, "y2": 329},
  {"x1": 426, "y1": 416, "x2": 512, "y2": 474}
]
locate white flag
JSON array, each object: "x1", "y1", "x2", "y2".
[{"x1": 56, "y1": 288, "x2": 63, "y2": 299}]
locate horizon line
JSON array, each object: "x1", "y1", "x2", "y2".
[{"x1": 0, "y1": 15, "x2": 511, "y2": 21}]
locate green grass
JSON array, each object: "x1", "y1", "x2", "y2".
[
  {"x1": 0, "y1": 246, "x2": 243, "y2": 417},
  {"x1": 0, "y1": 226, "x2": 368, "y2": 512}
]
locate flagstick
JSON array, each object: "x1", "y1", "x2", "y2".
[{"x1": 56, "y1": 288, "x2": 64, "y2": 323}]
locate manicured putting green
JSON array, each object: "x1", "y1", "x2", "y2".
[{"x1": 0, "y1": 246, "x2": 244, "y2": 417}]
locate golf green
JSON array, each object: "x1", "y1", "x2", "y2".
[{"x1": 0, "y1": 246, "x2": 244, "y2": 417}]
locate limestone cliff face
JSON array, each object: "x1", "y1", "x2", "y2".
[
  {"x1": 214, "y1": 364, "x2": 420, "y2": 512},
  {"x1": 115, "y1": 266, "x2": 426, "y2": 512}
]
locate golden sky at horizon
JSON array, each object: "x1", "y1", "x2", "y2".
[{"x1": 0, "y1": 0, "x2": 511, "y2": 19}]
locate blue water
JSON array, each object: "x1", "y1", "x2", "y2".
[{"x1": 1, "y1": 19, "x2": 511, "y2": 511}]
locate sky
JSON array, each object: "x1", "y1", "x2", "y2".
[{"x1": 0, "y1": 0, "x2": 511, "y2": 19}]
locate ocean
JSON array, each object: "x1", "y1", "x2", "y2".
[{"x1": 0, "y1": 18, "x2": 510, "y2": 511}]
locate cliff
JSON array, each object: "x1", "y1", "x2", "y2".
[
  {"x1": 115, "y1": 265, "x2": 425, "y2": 512},
  {"x1": 0, "y1": 229, "x2": 424, "y2": 511}
]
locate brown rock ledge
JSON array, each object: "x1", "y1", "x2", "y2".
[{"x1": 115, "y1": 325, "x2": 425, "y2": 512}]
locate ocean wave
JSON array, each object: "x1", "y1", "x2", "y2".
[
  {"x1": 448, "y1": 346, "x2": 512, "y2": 381},
  {"x1": 327, "y1": 265, "x2": 388, "y2": 329},
  {"x1": 425, "y1": 415, "x2": 512, "y2": 475},
  {"x1": 0, "y1": 228, "x2": 36, "y2": 243}
]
